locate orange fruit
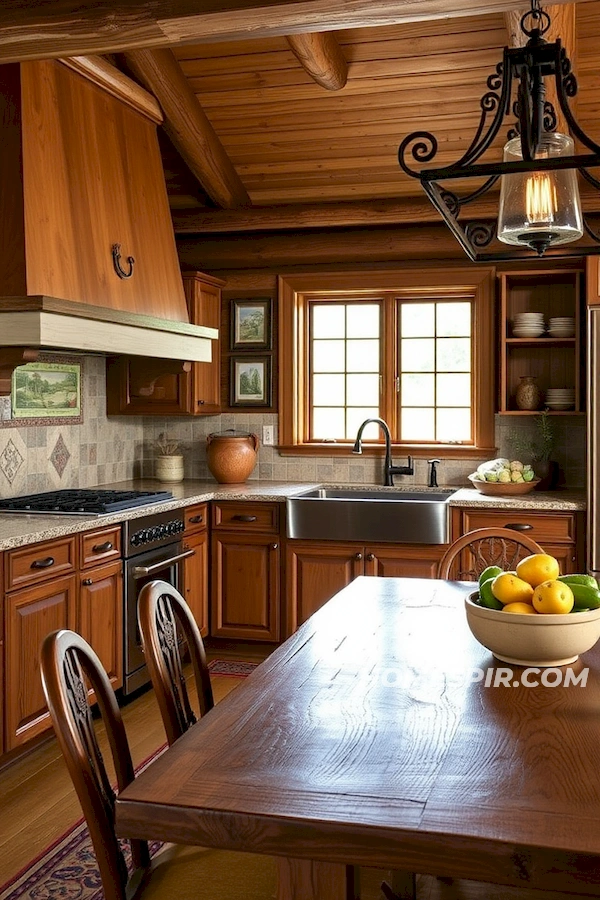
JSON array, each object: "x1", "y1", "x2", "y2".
[
  {"x1": 491, "y1": 572, "x2": 535, "y2": 605},
  {"x1": 502, "y1": 601, "x2": 538, "y2": 615},
  {"x1": 516, "y1": 553, "x2": 560, "y2": 588},
  {"x1": 532, "y1": 580, "x2": 574, "y2": 615}
]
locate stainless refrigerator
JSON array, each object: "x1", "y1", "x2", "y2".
[{"x1": 588, "y1": 306, "x2": 600, "y2": 577}]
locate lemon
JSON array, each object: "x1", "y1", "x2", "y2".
[
  {"x1": 516, "y1": 553, "x2": 560, "y2": 588},
  {"x1": 532, "y1": 580, "x2": 574, "y2": 615},
  {"x1": 502, "y1": 601, "x2": 538, "y2": 615},
  {"x1": 491, "y1": 572, "x2": 535, "y2": 605}
]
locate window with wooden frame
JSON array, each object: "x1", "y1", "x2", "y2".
[{"x1": 278, "y1": 268, "x2": 496, "y2": 457}]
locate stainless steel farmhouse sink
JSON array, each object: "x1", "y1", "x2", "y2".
[{"x1": 286, "y1": 487, "x2": 457, "y2": 544}]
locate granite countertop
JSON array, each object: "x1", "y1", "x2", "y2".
[{"x1": 0, "y1": 480, "x2": 586, "y2": 551}]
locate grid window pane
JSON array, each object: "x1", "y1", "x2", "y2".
[
  {"x1": 401, "y1": 338, "x2": 435, "y2": 372},
  {"x1": 401, "y1": 408, "x2": 435, "y2": 441},
  {"x1": 437, "y1": 407, "x2": 471, "y2": 441},
  {"x1": 313, "y1": 340, "x2": 346, "y2": 372},
  {"x1": 313, "y1": 407, "x2": 345, "y2": 440},
  {"x1": 401, "y1": 304, "x2": 435, "y2": 337},
  {"x1": 313, "y1": 373, "x2": 345, "y2": 407},
  {"x1": 437, "y1": 338, "x2": 471, "y2": 372},
  {"x1": 346, "y1": 304, "x2": 380, "y2": 339},
  {"x1": 347, "y1": 373, "x2": 379, "y2": 406},
  {"x1": 436, "y1": 373, "x2": 471, "y2": 406},
  {"x1": 312, "y1": 304, "x2": 346, "y2": 339},
  {"x1": 437, "y1": 303, "x2": 471, "y2": 337},
  {"x1": 347, "y1": 408, "x2": 380, "y2": 439},
  {"x1": 398, "y1": 300, "x2": 472, "y2": 444},
  {"x1": 401, "y1": 373, "x2": 434, "y2": 407},
  {"x1": 346, "y1": 339, "x2": 379, "y2": 372},
  {"x1": 309, "y1": 300, "x2": 382, "y2": 442}
]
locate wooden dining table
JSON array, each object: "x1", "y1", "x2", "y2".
[{"x1": 116, "y1": 576, "x2": 600, "y2": 899}]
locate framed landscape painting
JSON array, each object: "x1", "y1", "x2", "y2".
[
  {"x1": 11, "y1": 361, "x2": 82, "y2": 422},
  {"x1": 230, "y1": 356, "x2": 272, "y2": 407},
  {"x1": 230, "y1": 298, "x2": 272, "y2": 350}
]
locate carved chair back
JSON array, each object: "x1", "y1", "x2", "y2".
[
  {"x1": 436, "y1": 527, "x2": 545, "y2": 581},
  {"x1": 138, "y1": 580, "x2": 214, "y2": 746},
  {"x1": 40, "y1": 630, "x2": 149, "y2": 900}
]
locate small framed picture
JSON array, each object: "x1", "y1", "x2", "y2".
[
  {"x1": 230, "y1": 298, "x2": 272, "y2": 350},
  {"x1": 10, "y1": 360, "x2": 82, "y2": 424},
  {"x1": 230, "y1": 356, "x2": 272, "y2": 407}
]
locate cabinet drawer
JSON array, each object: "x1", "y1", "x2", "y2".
[
  {"x1": 212, "y1": 502, "x2": 280, "y2": 533},
  {"x1": 80, "y1": 526, "x2": 122, "y2": 568},
  {"x1": 185, "y1": 503, "x2": 208, "y2": 534},
  {"x1": 5, "y1": 537, "x2": 77, "y2": 592},
  {"x1": 460, "y1": 510, "x2": 576, "y2": 543}
]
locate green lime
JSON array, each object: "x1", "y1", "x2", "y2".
[
  {"x1": 557, "y1": 574, "x2": 599, "y2": 589},
  {"x1": 479, "y1": 577, "x2": 504, "y2": 610},
  {"x1": 479, "y1": 565, "x2": 503, "y2": 588}
]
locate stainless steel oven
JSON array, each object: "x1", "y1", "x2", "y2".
[{"x1": 122, "y1": 509, "x2": 194, "y2": 696}]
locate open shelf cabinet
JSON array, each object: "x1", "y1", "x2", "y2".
[{"x1": 498, "y1": 267, "x2": 584, "y2": 415}]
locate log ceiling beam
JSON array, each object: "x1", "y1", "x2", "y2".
[
  {"x1": 124, "y1": 48, "x2": 250, "y2": 209},
  {"x1": 504, "y1": 5, "x2": 577, "y2": 133},
  {"x1": 285, "y1": 32, "x2": 348, "y2": 91},
  {"x1": 0, "y1": 0, "x2": 584, "y2": 65}
]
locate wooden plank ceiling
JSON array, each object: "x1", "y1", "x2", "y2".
[{"x1": 146, "y1": 0, "x2": 600, "y2": 233}]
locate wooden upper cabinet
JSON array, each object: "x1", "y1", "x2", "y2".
[
  {"x1": 587, "y1": 257, "x2": 600, "y2": 306},
  {"x1": 106, "y1": 271, "x2": 224, "y2": 416},
  {"x1": 0, "y1": 59, "x2": 188, "y2": 321}
]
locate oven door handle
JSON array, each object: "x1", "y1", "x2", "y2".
[{"x1": 131, "y1": 548, "x2": 195, "y2": 579}]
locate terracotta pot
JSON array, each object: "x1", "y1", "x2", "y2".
[
  {"x1": 206, "y1": 430, "x2": 259, "y2": 484},
  {"x1": 515, "y1": 375, "x2": 542, "y2": 411}
]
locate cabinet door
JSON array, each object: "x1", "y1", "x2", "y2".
[
  {"x1": 286, "y1": 541, "x2": 363, "y2": 634},
  {"x1": 185, "y1": 273, "x2": 223, "y2": 415},
  {"x1": 365, "y1": 544, "x2": 445, "y2": 578},
  {"x1": 212, "y1": 533, "x2": 280, "y2": 641},
  {"x1": 183, "y1": 531, "x2": 209, "y2": 637},
  {"x1": 5, "y1": 575, "x2": 77, "y2": 750},
  {"x1": 106, "y1": 356, "x2": 193, "y2": 416},
  {"x1": 78, "y1": 561, "x2": 123, "y2": 691},
  {"x1": 587, "y1": 257, "x2": 600, "y2": 305}
]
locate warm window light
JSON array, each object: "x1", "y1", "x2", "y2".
[{"x1": 497, "y1": 133, "x2": 584, "y2": 256}]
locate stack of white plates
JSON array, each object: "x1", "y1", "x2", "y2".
[
  {"x1": 548, "y1": 317, "x2": 575, "y2": 337},
  {"x1": 546, "y1": 388, "x2": 576, "y2": 410},
  {"x1": 512, "y1": 312, "x2": 545, "y2": 337}
]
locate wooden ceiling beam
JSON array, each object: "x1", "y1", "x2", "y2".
[
  {"x1": 0, "y1": 0, "x2": 584, "y2": 64},
  {"x1": 285, "y1": 32, "x2": 348, "y2": 90},
  {"x1": 124, "y1": 48, "x2": 250, "y2": 209}
]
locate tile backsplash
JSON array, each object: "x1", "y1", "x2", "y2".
[{"x1": 0, "y1": 355, "x2": 587, "y2": 496}]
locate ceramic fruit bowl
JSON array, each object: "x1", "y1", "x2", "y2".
[
  {"x1": 465, "y1": 591, "x2": 600, "y2": 666},
  {"x1": 468, "y1": 474, "x2": 541, "y2": 496}
]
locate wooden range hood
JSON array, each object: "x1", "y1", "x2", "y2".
[{"x1": 0, "y1": 57, "x2": 217, "y2": 392}]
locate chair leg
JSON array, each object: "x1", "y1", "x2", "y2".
[{"x1": 381, "y1": 870, "x2": 416, "y2": 900}]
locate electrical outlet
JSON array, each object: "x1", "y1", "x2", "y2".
[{"x1": 262, "y1": 425, "x2": 274, "y2": 446}]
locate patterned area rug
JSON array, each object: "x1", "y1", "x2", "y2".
[
  {"x1": 208, "y1": 659, "x2": 259, "y2": 677},
  {"x1": 1, "y1": 661, "x2": 255, "y2": 900}
]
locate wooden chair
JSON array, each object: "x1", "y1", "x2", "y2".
[
  {"x1": 39, "y1": 629, "x2": 276, "y2": 900},
  {"x1": 138, "y1": 580, "x2": 214, "y2": 746},
  {"x1": 437, "y1": 527, "x2": 545, "y2": 581}
]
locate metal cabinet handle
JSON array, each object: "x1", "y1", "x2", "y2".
[
  {"x1": 82, "y1": 578, "x2": 93, "y2": 586},
  {"x1": 232, "y1": 514, "x2": 257, "y2": 522},
  {"x1": 355, "y1": 552, "x2": 363, "y2": 560},
  {"x1": 189, "y1": 515, "x2": 204, "y2": 523},
  {"x1": 31, "y1": 556, "x2": 55, "y2": 569},
  {"x1": 197, "y1": 400, "x2": 205, "y2": 405},
  {"x1": 112, "y1": 243, "x2": 134, "y2": 279},
  {"x1": 505, "y1": 523, "x2": 533, "y2": 531},
  {"x1": 132, "y1": 548, "x2": 195, "y2": 579},
  {"x1": 92, "y1": 541, "x2": 113, "y2": 553},
  {"x1": 271, "y1": 543, "x2": 279, "y2": 550},
  {"x1": 366, "y1": 553, "x2": 375, "y2": 562}
]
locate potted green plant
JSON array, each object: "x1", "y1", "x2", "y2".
[
  {"x1": 510, "y1": 410, "x2": 559, "y2": 490},
  {"x1": 155, "y1": 433, "x2": 184, "y2": 483}
]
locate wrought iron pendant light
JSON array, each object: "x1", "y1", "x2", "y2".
[{"x1": 398, "y1": 0, "x2": 600, "y2": 261}]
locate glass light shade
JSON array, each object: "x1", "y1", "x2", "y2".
[{"x1": 497, "y1": 132, "x2": 583, "y2": 254}]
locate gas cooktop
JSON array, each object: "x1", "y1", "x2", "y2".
[{"x1": 0, "y1": 488, "x2": 174, "y2": 516}]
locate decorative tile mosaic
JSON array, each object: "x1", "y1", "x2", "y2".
[
  {"x1": 0, "y1": 438, "x2": 24, "y2": 485},
  {"x1": 49, "y1": 433, "x2": 71, "y2": 478}
]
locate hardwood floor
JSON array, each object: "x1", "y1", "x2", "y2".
[{"x1": 0, "y1": 652, "x2": 262, "y2": 887}]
